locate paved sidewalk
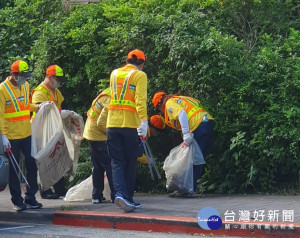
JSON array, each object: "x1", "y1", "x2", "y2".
[{"x1": 0, "y1": 188, "x2": 299, "y2": 237}]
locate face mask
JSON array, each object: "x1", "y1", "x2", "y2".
[
  {"x1": 52, "y1": 78, "x2": 60, "y2": 88},
  {"x1": 15, "y1": 76, "x2": 27, "y2": 85},
  {"x1": 53, "y1": 81, "x2": 60, "y2": 88}
]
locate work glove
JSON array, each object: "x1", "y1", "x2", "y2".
[
  {"x1": 137, "y1": 120, "x2": 148, "y2": 138},
  {"x1": 61, "y1": 109, "x2": 70, "y2": 119},
  {"x1": 2, "y1": 135, "x2": 11, "y2": 152},
  {"x1": 183, "y1": 132, "x2": 193, "y2": 146}
]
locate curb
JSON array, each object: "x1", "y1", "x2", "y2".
[
  {"x1": 53, "y1": 211, "x2": 300, "y2": 237},
  {"x1": 0, "y1": 210, "x2": 53, "y2": 224}
]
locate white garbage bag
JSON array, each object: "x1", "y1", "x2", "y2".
[
  {"x1": 163, "y1": 138, "x2": 204, "y2": 193},
  {"x1": 64, "y1": 175, "x2": 93, "y2": 202},
  {"x1": 31, "y1": 102, "x2": 73, "y2": 191},
  {"x1": 61, "y1": 111, "x2": 84, "y2": 176},
  {"x1": 64, "y1": 174, "x2": 111, "y2": 202}
]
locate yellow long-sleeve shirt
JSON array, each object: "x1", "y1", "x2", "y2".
[
  {"x1": 83, "y1": 94, "x2": 110, "y2": 141},
  {"x1": 31, "y1": 82, "x2": 64, "y2": 106},
  {"x1": 165, "y1": 98, "x2": 213, "y2": 132},
  {"x1": 107, "y1": 64, "x2": 148, "y2": 128},
  {"x1": 0, "y1": 77, "x2": 38, "y2": 139}
]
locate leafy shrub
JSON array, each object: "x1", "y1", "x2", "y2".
[{"x1": 1, "y1": 0, "x2": 299, "y2": 193}]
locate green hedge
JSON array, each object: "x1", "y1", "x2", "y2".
[{"x1": 0, "y1": 0, "x2": 299, "y2": 193}]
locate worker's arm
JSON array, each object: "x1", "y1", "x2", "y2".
[
  {"x1": 96, "y1": 95, "x2": 110, "y2": 133},
  {"x1": 178, "y1": 110, "x2": 190, "y2": 134},
  {"x1": 30, "y1": 103, "x2": 38, "y2": 112},
  {"x1": 0, "y1": 87, "x2": 11, "y2": 151},
  {"x1": 166, "y1": 99, "x2": 193, "y2": 145},
  {"x1": 0, "y1": 88, "x2": 7, "y2": 135},
  {"x1": 135, "y1": 71, "x2": 148, "y2": 137},
  {"x1": 134, "y1": 71, "x2": 148, "y2": 121}
]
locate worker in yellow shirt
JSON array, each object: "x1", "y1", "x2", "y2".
[
  {"x1": 152, "y1": 92, "x2": 214, "y2": 197},
  {"x1": 107, "y1": 49, "x2": 148, "y2": 212},
  {"x1": 31, "y1": 65, "x2": 65, "y2": 119},
  {"x1": 31, "y1": 65, "x2": 69, "y2": 199},
  {"x1": 83, "y1": 88, "x2": 115, "y2": 204},
  {"x1": 0, "y1": 60, "x2": 42, "y2": 211}
]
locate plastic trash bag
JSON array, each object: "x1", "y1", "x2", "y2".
[
  {"x1": 64, "y1": 175, "x2": 93, "y2": 202},
  {"x1": 61, "y1": 111, "x2": 84, "y2": 176},
  {"x1": 0, "y1": 155, "x2": 9, "y2": 192},
  {"x1": 163, "y1": 138, "x2": 205, "y2": 193},
  {"x1": 31, "y1": 102, "x2": 63, "y2": 160},
  {"x1": 0, "y1": 134, "x2": 9, "y2": 192},
  {"x1": 64, "y1": 174, "x2": 111, "y2": 202},
  {"x1": 192, "y1": 139, "x2": 205, "y2": 165},
  {"x1": 31, "y1": 102, "x2": 73, "y2": 191}
]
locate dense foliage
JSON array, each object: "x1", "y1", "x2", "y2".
[{"x1": 0, "y1": 0, "x2": 299, "y2": 193}]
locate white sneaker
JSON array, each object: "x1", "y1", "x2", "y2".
[
  {"x1": 115, "y1": 195, "x2": 136, "y2": 213},
  {"x1": 133, "y1": 202, "x2": 142, "y2": 209},
  {"x1": 13, "y1": 203, "x2": 27, "y2": 211},
  {"x1": 92, "y1": 199, "x2": 101, "y2": 204}
]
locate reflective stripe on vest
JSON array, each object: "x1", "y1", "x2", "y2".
[
  {"x1": 32, "y1": 85, "x2": 63, "y2": 110},
  {"x1": 182, "y1": 96, "x2": 204, "y2": 119},
  {"x1": 109, "y1": 68, "x2": 137, "y2": 111},
  {"x1": 4, "y1": 110, "x2": 30, "y2": 120},
  {"x1": 30, "y1": 85, "x2": 63, "y2": 121},
  {"x1": 3, "y1": 81, "x2": 30, "y2": 122},
  {"x1": 87, "y1": 88, "x2": 111, "y2": 121},
  {"x1": 164, "y1": 96, "x2": 205, "y2": 130}
]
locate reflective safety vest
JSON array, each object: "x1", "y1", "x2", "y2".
[
  {"x1": 109, "y1": 65, "x2": 138, "y2": 112},
  {"x1": 30, "y1": 84, "x2": 63, "y2": 121},
  {"x1": 2, "y1": 81, "x2": 30, "y2": 122},
  {"x1": 31, "y1": 84, "x2": 63, "y2": 111},
  {"x1": 164, "y1": 96, "x2": 205, "y2": 130},
  {"x1": 87, "y1": 88, "x2": 111, "y2": 122}
]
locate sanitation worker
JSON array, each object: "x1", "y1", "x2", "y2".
[
  {"x1": 152, "y1": 91, "x2": 214, "y2": 197},
  {"x1": 107, "y1": 49, "x2": 148, "y2": 212},
  {"x1": 0, "y1": 60, "x2": 42, "y2": 211},
  {"x1": 83, "y1": 88, "x2": 115, "y2": 204},
  {"x1": 31, "y1": 65, "x2": 70, "y2": 199}
]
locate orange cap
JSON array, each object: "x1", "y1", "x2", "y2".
[
  {"x1": 127, "y1": 49, "x2": 146, "y2": 61},
  {"x1": 152, "y1": 92, "x2": 166, "y2": 107},
  {"x1": 10, "y1": 60, "x2": 32, "y2": 78},
  {"x1": 46, "y1": 65, "x2": 67, "y2": 82},
  {"x1": 150, "y1": 115, "x2": 165, "y2": 130}
]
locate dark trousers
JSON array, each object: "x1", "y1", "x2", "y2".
[
  {"x1": 88, "y1": 140, "x2": 115, "y2": 200},
  {"x1": 53, "y1": 177, "x2": 66, "y2": 195},
  {"x1": 41, "y1": 177, "x2": 66, "y2": 196},
  {"x1": 7, "y1": 136, "x2": 38, "y2": 205},
  {"x1": 192, "y1": 120, "x2": 214, "y2": 191},
  {"x1": 106, "y1": 128, "x2": 139, "y2": 203}
]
